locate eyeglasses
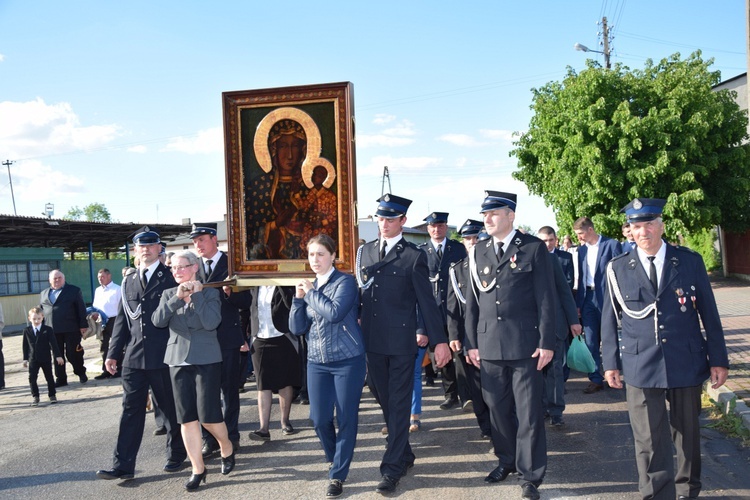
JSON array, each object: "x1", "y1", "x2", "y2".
[{"x1": 171, "y1": 264, "x2": 195, "y2": 272}]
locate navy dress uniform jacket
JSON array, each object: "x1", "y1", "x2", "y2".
[
  {"x1": 108, "y1": 263, "x2": 177, "y2": 369},
  {"x1": 446, "y1": 258, "x2": 470, "y2": 344},
  {"x1": 359, "y1": 238, "x2": 447, "y2": 354},
  {"x1": 417, "y1": 239, "x2": 467, "y2": 320},
  {"x1": 465, "y1": 232, "x2": 557, "y2": 359},
  {"x1": 552, "y1": 248, "x2": 575, "y2": 291},
  {"x1": 601, "y1": 244, "x2": 728, "y2": 389}
]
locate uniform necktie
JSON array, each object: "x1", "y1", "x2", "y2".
[
  {"x1": 497, "y1": 242, "x2": 504, "y2": 262},
  {"x1": 141, "y1": 269, "x2": 149, "y2": 288},
  {"x1": 380, "y1": 242, "x2": 387, "y2": 261},
  {"x1": 647, "y1": 256, "x2": 658, "y2": 293},
  {"x1": 437, "y1": 245, "x2": 443, "y2": 260},
  {"x1": 34, "y1": 328, "x2": 38, "y2": 336},
  {"x1": 206, "y1": 259, "x2": 213, "y2": 277}
]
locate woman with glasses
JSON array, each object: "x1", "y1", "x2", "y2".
[{"x1": 152, "y1": 251, "x2": 235, "y2": 491}]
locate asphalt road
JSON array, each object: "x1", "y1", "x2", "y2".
[{"x1": 1, "y1": 341, "x2": 749, "y2": 499}]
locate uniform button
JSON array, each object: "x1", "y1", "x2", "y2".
[
  {"x1": 376, "y1": 271, "x2": 381, "y2": 274},
  {"x1": 621, "y1": 345, "x2": 624, "y2": 349},
  {"x1": 497, "y1": 317, "x2": 502, "y2": 320},
  {"x1": 496, "y1": 285, "x2": 500, "y2": 289},
  {"x1": 495, "y1": 301, "x2": 500, "y2": 305},
  {"x1": 656, "y1": 298, "x2": 660, "y2": 302},
  {"x1": 661, "y1": 338, "x2": 667, "y2": 343},
  {"x1": 658, "y1": 311, "x2": 662, "y2": 316},
  {"x1": 659, "y1": 325, "x2": 664, "y2": 330}
]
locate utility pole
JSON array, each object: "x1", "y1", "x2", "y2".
[
  {"x1": 601, "y1": 16, "x2": 611, "y2": 69},
  {"x1": 380, "y1": 166, "x2": 392, "y2": 196},
  {"x1": 3, "y1": 159, "x2": 17, "y2": 216}
]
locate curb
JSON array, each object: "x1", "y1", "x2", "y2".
[{"x1": 705, "y1": 382, "x2": 750, "y2": 433}]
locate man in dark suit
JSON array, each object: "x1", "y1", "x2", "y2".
[
  {"x1": 357, "y1": 194, "x2": 451, "y2": 495},
  {"x1": 464, "y1": 191, "x2": 556, "y2": 500},
  {"x1": 417, "y1": 212, "x2": 468, "y2": 410},
  {"x1": 446, "y1": 218, "x2": 492, "y2": 438},
  {"x1": 573, "y1": 216, "x2": 623, "y2": 393},
  {"x1": 190, "y1": 222, "x2": 252, "y2": 456},
  {"x1": 601, "y1": 198, "x2": 729, "y2": 500},
  {"x1": 39, "y1": 270, "x2": 89, "y2": 386},
  {"x1": 96, "y1": 227, "x2": 187, "y2": 481},
  {"x1": 537, "y1": 226, "x2": 582, "y2": 426}
]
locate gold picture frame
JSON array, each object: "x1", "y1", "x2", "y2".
[{"x1": 223, "y1": 82, "x2": 357, "y2": 283}]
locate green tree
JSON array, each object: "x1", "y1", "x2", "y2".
[
  {"x1": 511, "y1": 51, "x2": 750, "y2": 239},
  {"x1": 65, "y1": 202, "x2": 113, "y2": 222}
]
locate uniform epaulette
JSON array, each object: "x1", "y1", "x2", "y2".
[{"x1": 673, "y1": 245, "x2": 699, "y2": 256}]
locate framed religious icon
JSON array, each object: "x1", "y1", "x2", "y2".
[{"x1": 223, "y1": 82, "x2": 358, "y2": 283}]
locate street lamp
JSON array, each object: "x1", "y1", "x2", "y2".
[{"x1": 574, "y1": 42, "x2": 611, "y2": 69}]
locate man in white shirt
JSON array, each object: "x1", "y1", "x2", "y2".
[{"x1": 92, "y1": 269, "x2": 122, "y2": 379}]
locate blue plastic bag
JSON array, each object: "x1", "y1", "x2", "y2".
[{"x1": 567, "y1": 335, "x2": 596, "y2": 373}]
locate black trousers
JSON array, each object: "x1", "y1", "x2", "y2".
[
  {"x1": 366, "y1": 352, "x2": 416, "y2": 478},
  {"x1": 54, "y1": 331, "x2": 86, "y2": 381},
  {"x1": 28, "y1": 360, "x2": 56, "y2": 398},
  {"x1": 482, "y1": 357, "x2": 547, "y2": 486},
  {"x1": 112, "y1": 366, "x2": 186, "y2": 474},
  {"x1": 203, "y1": 348, "x2": 241, "y2": 444},
  {"x1": 99, "y1": 319, "x2": 115, "y2": 370}
]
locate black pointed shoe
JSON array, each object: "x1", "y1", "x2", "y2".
[
  {"x1": 185, "y1": 469, "x2": 207, "y2": 491},
  {"x1": 221, "y1": 452, "x2": 235, "y2": 475},
  {"x1": 375, "y1": 474, "x2": 399, "y2": 494}
]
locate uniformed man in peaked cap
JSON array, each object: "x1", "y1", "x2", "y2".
[
  {"x1": 417, "y1": 212, "x2": 469, "y2": 411},
  {"x1": 464, "y1": 191, "x2": 556, "y2": 500},
  {"x1": 601, "y1": 198, "x2": 728, "y2": 500},
  {"x1": 97, "y1": 226, "x2": 187, "y2": 481},
  {"x1": 446, "y1": 218, "x2": 492, "y2": 438},
  {"x1": 357, "y1": 194, "x2": 451, "y2": 495}
]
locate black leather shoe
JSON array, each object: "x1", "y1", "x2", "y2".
[
  {"x1": 221, "y1": 452, "x2": 235, "y2": 475},
  {"x1": 94, "y1": 372, "x2": 111, "y2": 380},
  {"x1": 55, "y1": 380, "x2": 68, "y2": 388},
  {"x1": 96, "y1": 468, "x2": 134, "y2": 481},
  {"x1": 79, "y1": 373, "x2": 88, "y2": 384},
  {"x1": 375, "y1": 475, "x2": 399, "y2": 494},
  {"x1": 521, "y1": 482, "x2": 540, "y2": 499},
  {"x1": 326, "y1": 479, "x2": 343, "y2": 497},
  {"x1": 185, "y1": 469, "x2": 207, "y2": 491},
  {"x1": 153, "y1": 427, "x2": 167, "y2": 436},
  {"x1": 484, "y1": 465, "x2": 516, "y2": 483},
  {"x1": 202, "y1": 441, "x2": 220, "y2": 458},
  {"x1": 163, "y1": 459, "x2": 185, "y2": 473},
  {"x1": 439, "y1": 397, "x2": 459, "y2": 410}
]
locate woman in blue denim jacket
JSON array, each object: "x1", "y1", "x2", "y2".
[{"x1": 289, "y1": 234, "x2": 366, "y2": 499}]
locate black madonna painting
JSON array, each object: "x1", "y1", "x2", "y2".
[{"x1": 223, "y1": 82, "x2": 357, "y2": 281}]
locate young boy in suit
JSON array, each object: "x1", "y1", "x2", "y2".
[{"x1": 23, "y1": 307, "x2": 64, "y2": 406}]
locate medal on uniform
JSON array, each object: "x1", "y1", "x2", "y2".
[
  {"x1": 483, "y1": 266, "x2": 490, "y2": 275},
  {"x1": 691, "y1": 295, "x2": 697, "y2": 310},
  {"x1": 509, "y1": 255, "x2": 517, "y2": 269},
  {"x1": 482, "y1": 280, "x2": 488, "y2": 287},
  {"x1": 678, "y1": 297, "x2": 686, "y2": 312}
]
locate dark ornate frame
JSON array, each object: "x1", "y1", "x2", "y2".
[{"x1": 223, "y1": 82, "x2": 357, "y2": 283}]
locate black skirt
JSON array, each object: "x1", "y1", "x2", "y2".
[{"x1": 251, "y1": 335, "x2": 301, "y2": 391}]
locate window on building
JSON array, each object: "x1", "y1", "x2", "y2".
[{"x1": 0, "y1": 261, "x2": 58, "y2": 296}]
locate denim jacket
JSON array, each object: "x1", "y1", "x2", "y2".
[{"x1": 289, "y1": 269, "x2": 364, "y2": 364}]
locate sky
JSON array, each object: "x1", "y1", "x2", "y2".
[{"x1": 1, "y1": 0, "x2": 747, "y2": 237}]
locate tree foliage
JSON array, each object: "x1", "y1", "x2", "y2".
[
  {"x1": 511, "y1": 51, "x2": 750, "y2": 239},
  {"x1": 65, "y1": 202, "x2": 113, "y2": 222}
]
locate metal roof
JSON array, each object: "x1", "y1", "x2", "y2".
[{"x1": 0, "y1": 214, "x2": 191, "y2": 252}]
